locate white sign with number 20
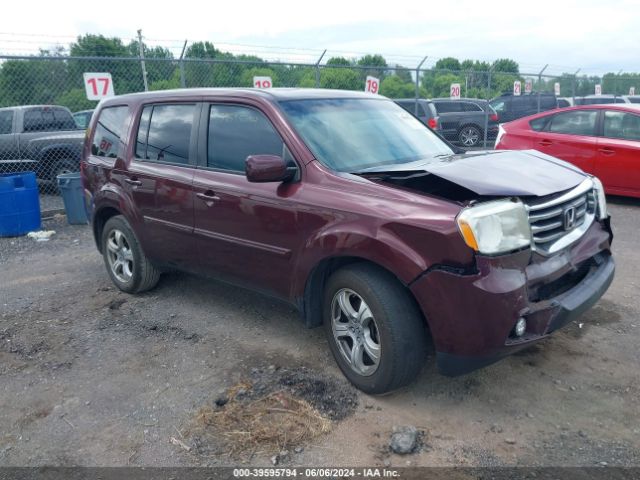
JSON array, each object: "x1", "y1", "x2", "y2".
[{"x1": 83, "y1": 73, "x2": 114, "y2": 100}]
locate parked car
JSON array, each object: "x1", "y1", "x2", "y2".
[
  {"x1": 82, "y1": 88, "x2": 614, "y2": 394},
  {"x1": 0, "y1": 105, "x2": 84, "y2": 183},
  {"x1": 495, "y1": 104, "x2": 640, "y2": 198},
  {"x1": 575, "y1": 95, "x2": 630, "y2": 105},
  {"x1": 557, "y1": 98, "x2": 572, "y2": 108},
  {"x1": 73, "y1": 109, "x2": 94, "y2": 129},
  {"x1": 394, "y1": 98, "x2": 498, "y2": 147},
  {"x1": 489, "y1": 93, "x2": 558, "y2": 123}
]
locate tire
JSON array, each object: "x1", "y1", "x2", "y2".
[
  {"x1": 458, "y1": 125, "x2": 482, "y2": 147},
  {"x1": 101, "y1": 215, "x2": 160, "y2": 294},
  {"x1": 323, "y1": 263, "x2": 428, "y2": 394}
]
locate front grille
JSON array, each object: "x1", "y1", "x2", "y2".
[{"x1": 525, "y1": 179, "x2": 596, "y2": 255}]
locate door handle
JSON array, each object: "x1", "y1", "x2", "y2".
[
  {"x1": 538, "y1": 139, "x2": 552, "y2": 146},
  {"x1": 124, "y1": 178, "x2": 142, "y2": 187},
  {"x1": 196, "y1": 191, "x2": 221, "y2": 204},
  {"x1": 598, "y1": 147, "x2": 615, "y2": 156}
]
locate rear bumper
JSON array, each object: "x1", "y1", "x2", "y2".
[{"x1": 410, "y1": 219, "x2": 614, "y2": 376}]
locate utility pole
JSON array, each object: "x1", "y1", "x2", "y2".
[
  {"x1": 137, "y1": 29, "x2": 149, "y2": 92},
  {"x1": 179, "y1": 40, "x2": 188, "y2": 88},
  {"x1": 415, "y1": 55, "x2": 428, "y2": 116},
  {"x1": 572, "y1": 68, "x2": 580, "y2": 104},
  {"x1": 314, "y1": 50, "x2": 327, "y2": 88},
  {"x1": 537, "y1": 64, "x2": 548, "y2": 113}
]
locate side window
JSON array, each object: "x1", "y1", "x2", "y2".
[
  {"x1": 434, "y1": 102, "x2": 461, "y2": 113},
  {"x1": 0, "y1": 110, "x2": 13, "y2": 134},
  {"x1": 135, "y1": 104, "x2": 195, "y2": 164},
  {"x1": 529, "y1": 116, "x2": 549, "y2": 131},
  {"x1": 91, "y1": 106, "x2": 129, "y2": 158},
  {"x1": 540, "y1": 96, "x2": 557, "y2": 109},
  {"x1": 207, "y1": 105, "x2": 284, "y2": 172},
  {"x1": 547, "y1": 110, "x2": 598, "y2": 136},
  {"x1": 461, "y1": 102, "x2": 482, "y2": 112},
  {"x1": 490, "y1": 99, "x2": 507, "y2": 113},
  {"x1": 23, "y1": 109, "x2": 47, "y2": 132},
  {"x1": 603, "y1": 111, "x2": 640, "y2": 141}
]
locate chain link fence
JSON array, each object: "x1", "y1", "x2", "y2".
[{"x1": 1, "y1": 53, "x2": 639, "y2": 195}]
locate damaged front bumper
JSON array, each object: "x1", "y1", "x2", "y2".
[{"x1": 410, "y1": 218, "x2": 614, "y2": 376}]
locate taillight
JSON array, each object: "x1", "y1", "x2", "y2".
[
  {"x1": 490, "y1": 113, "x2": 499, "y2": 122},
  {"x1": 428, "y1": 117, "x2": 438, "y2": 129}
]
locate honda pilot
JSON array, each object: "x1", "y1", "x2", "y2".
[{"x1": 81, "y1": 89, "x2": 614, "y2": 394}]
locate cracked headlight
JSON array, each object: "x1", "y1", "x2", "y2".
[{"x1": 457, "y1": 199, "x2": 532, "y2": 255}]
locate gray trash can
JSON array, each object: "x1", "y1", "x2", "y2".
[{"x1": 57, "y1": 172, "x2": 88, "y2": 225}]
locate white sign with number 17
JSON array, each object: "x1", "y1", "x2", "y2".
[{"x1": 83, "y1": 72, "x2": 114, "y2": 100}]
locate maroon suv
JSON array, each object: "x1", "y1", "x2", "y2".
[{"x1": 81, "y1": 89, "x2": 614, "y2": 394}]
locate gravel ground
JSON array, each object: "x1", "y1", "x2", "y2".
[
  {"x1": 39, "y1": 194, "x2": 64, "y2": 216},
  {"x1": 0, "y1": 199, "x2": 638, "y2": 467}
]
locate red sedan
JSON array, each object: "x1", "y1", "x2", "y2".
[{"x1": 495, "y1": 104, "x2": 640, "y2": 198}]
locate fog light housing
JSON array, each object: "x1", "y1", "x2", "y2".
[{"x1": 514, "y1": 318, "x2": 527, "y2": 337}]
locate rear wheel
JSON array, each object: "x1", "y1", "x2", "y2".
[
  {"x1": 458, "y1": 125, "x2": 482, "y2": 147},
  {"x1": 323, "y1": 263, "x2": 428, "y2": 394},
  {"x1": 101, "y1": 215, "x2": 160, "y2": 293}
]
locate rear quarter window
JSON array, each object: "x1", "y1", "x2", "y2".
[
  {"x1": 529, "y1": 116, "x2": 549, "y2": 131},
  {"x1": 91, "y1": 106, "x2": 129, "y2": 158}
]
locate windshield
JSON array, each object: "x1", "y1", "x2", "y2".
[{"x1": 278, "y1": 98, "x2": 453, "y2": 172}]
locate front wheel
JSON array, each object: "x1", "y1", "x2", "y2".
[
  {"x1": 323, "y1": 263, "x2": 428, "y2": 394},
  {"x1": 101, "y1": 215, "x2": 160, "y2": 293}
]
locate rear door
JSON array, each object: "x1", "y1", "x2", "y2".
[
  {"x1": 123, "y1": 102, "x2": 199, "y2": 267},
  {"x1": 530, "y1": 109, "x2": 599, "y2": 174},
  {"x1": 192, "y1": 102, "x2": 304, "y2": 299},
  {"x1": 595, "y1": 110, "x2": 640, "y2": 196}
]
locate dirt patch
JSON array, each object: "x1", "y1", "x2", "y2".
[{"x1": 185, "y1": 366, "x2": 358, "y2": 459}]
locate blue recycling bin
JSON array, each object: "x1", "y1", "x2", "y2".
[
  {"x1": 0, "y1": 172, "x2": 42, "y2": 237},
  {"x1": 57, "y1": 172, "x2": 88, "y2": 225}
]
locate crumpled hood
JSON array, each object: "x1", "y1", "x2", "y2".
[{"x1": 383, "y1": 149, "x2": 588, "y2": 197}]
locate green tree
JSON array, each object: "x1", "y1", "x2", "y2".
[
  {"x1": 319, "y1": 68, "x2": 360, "y2": 90},
  {"x1": 492, "y1": 58, "x2": 519, "y2": 74},
  {"x1": 434, "y1": 57, "x2": 461, "y2": 72},
  {"x1": 326, "y1": 57, "x2": 352, "y2": 66},
  {"x1": 380, "y1": 75, "x2": 414, "y2": 98},
  {"x1": 55, "y1": 88, "x2": 97, "y2": 111}
]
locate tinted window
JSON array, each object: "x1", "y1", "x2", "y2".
[
  {"x1": 23, "y1": 108, "x2": 76, "y2": 132},
  {"x1": 557, "y1": 99, "x2": 571, "y2": 108},
  {"x1": 512, "y1": 97, "x2": 533, "y2": 111},
  {"x1": 434, "y1": 102, "x2": 461, "y2": 113},
  {"x1": 0, "y1": 110, "x2": 13, "y2": 134},
  {"x1": 614, "y1": 97, "x2": 628, "y2": 104},
  {"x1": 91, "y1": 106, "x2": 129, "y2": 158},
  {"x1": 628, "y1": 97, "x2": 640, "y2": 104},
  {"x1": 547, "y1": 110, "x2": 598, "y2": 136},
  {"x1": 603, "y1": 111, "x2": 640, "y2": 141},
  {"x1": 396, "y1": 101, "x2": 427, "y2": 117},
  {"x1": 529, "y1": 116, "x2": 549, "y2": 131},
  {"x1": 135, "y1": 106, "x2": 152, "y2": 160},
  {"x1": 136, "y1": 104, "x2": 195, "y2": 164},
  {"x1": 489, "y1": 99, "x2": 508, "y2": 113},
  {"x1": 461, "y1": 102, "x2": 482, "y2": 112},
  {"x1": 208, "y1": 105, "x2": 284, "y2": 171}
]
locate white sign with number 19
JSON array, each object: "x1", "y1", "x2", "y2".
[
  {"x1": 83, "y1": 72, "x2": 114, "y2": 100},
  {"x1": 253, "y1": 76, "x2": 272, "y2": 88},
  {"x1": 365, "y1": 76, "x2": 379, "y2": 94}
]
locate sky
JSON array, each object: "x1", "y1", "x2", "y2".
[{"x1": 0, "y1": 0, "x2": 638, "y2": 75}]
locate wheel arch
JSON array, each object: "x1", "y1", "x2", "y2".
[{"x1": 299, "y1": 255, "x2": 427, "y2": 330}]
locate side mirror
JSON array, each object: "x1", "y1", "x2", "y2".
[{"x1": 245, "y1": 155, "x2": 296, "y2": 183}]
